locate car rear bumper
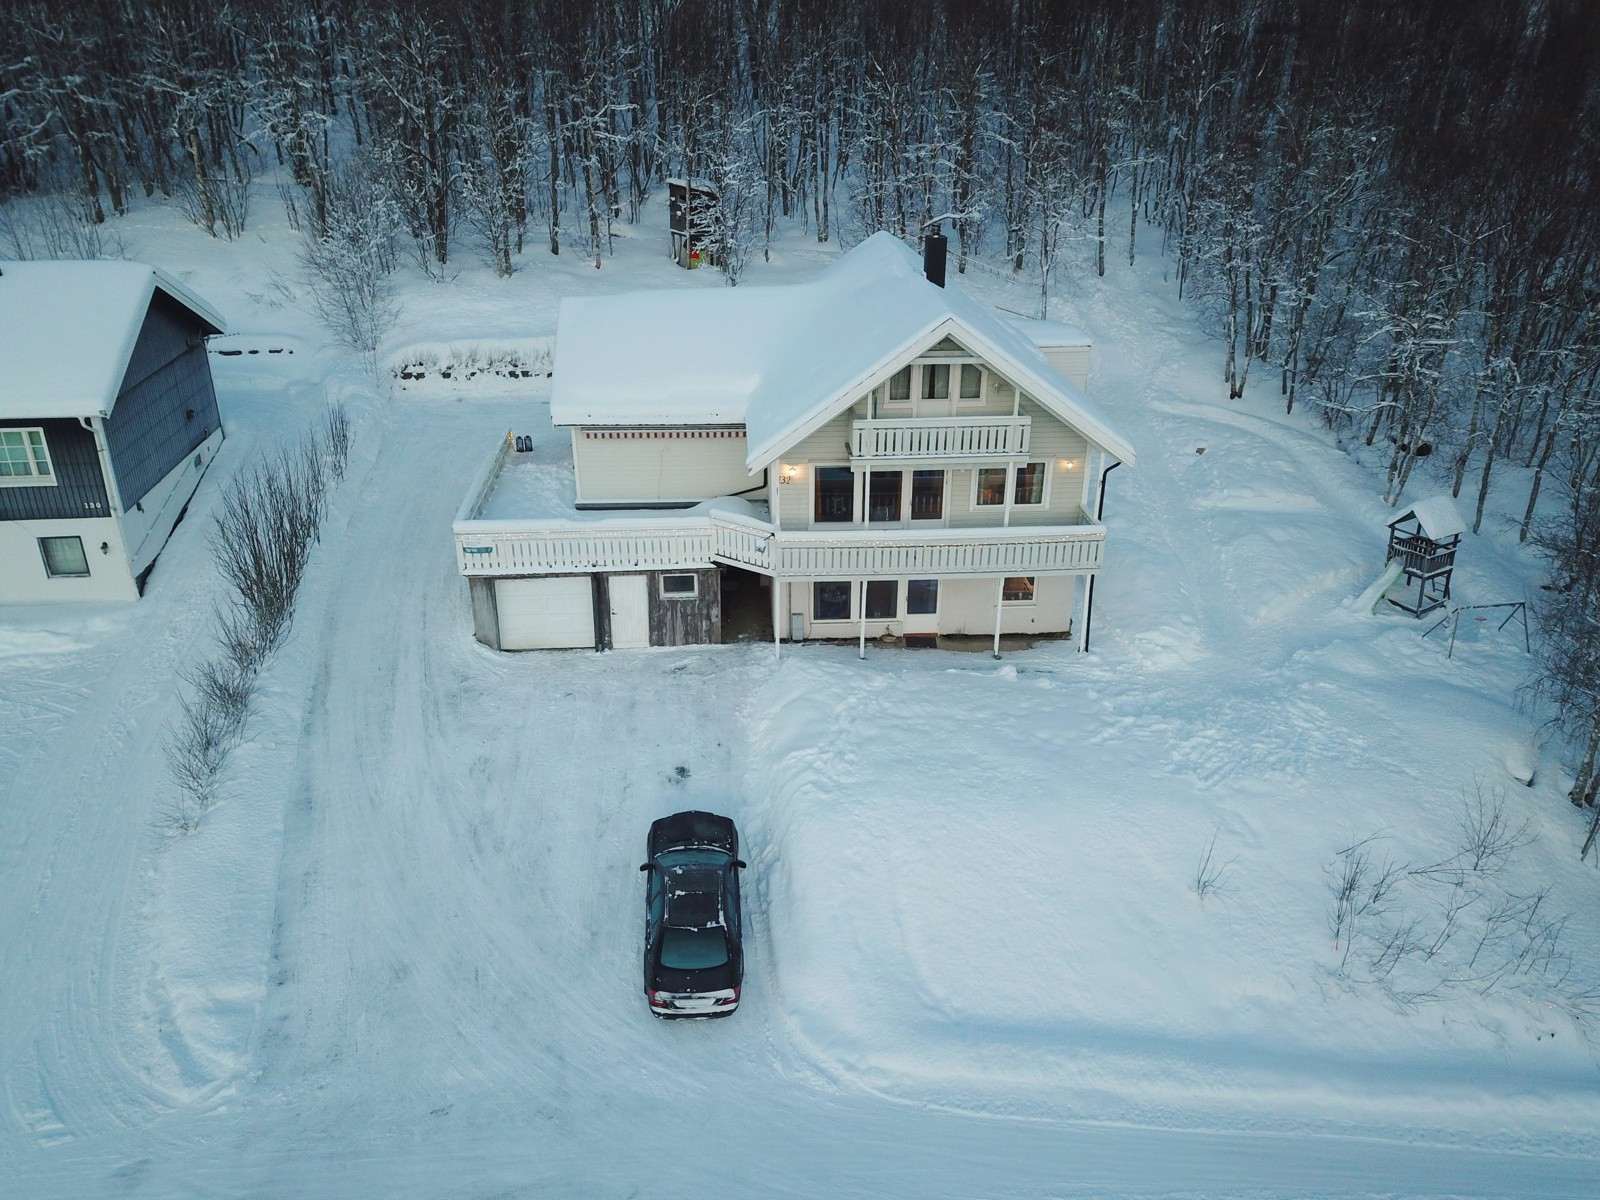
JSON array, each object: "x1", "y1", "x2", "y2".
[{"x1": 649, "y1": 989, "x2": 738, "y2": 1018}]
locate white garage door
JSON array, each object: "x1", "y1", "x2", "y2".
[{"x1": 496, "y1": 576, "x2": 595, "y2": 649}]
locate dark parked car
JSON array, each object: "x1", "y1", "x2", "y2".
[{"x1": 639, "y1": 811, "x2": 745, "y2": 1017}]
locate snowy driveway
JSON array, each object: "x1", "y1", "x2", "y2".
[{"x1": 4, "y1": 251, "x2": 1600, "y2": 1195}]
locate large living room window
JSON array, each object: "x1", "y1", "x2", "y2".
[
  {"x1": 976, "y1": 463, "x2": 1047, "y2": 508},
  {"x1": 864, "y1": 580, "x2": 897, "y2": 619},
  {"x1": 868, "y1": 471, "x2": 901, "y2": 522},
  {"x1": 0, "y1": 428, "x2": 55, "y2": 486},
  {"x1": 814, "y1": 466, "x2": 854, "y2": 523}
]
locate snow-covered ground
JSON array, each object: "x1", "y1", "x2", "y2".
[{"x1": 2, "y1": 202, "x2": 1599, "y2": 1198}]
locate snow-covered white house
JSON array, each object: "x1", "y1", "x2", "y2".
[
  {"x1": 453, "y1": 232, "x2": 1134, "y2": 653},
  {"x1": 0, "y1": 261, "x2": 226, "y2": 603}
]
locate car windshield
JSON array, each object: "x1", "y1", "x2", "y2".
[
  {"x1": 656, "y1": 847, "x2": 728, "y2": 869},
  {"x1": 659, "y1": 925, "x2": 730, "y2": 970}
]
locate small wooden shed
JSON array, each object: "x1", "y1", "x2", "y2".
[
  {"x1": 1386, "y1": 495, "x2": 1465, "y2": 617},
  {"x1": 667, "y1": 178, "x2": 718, "y2": 268}
]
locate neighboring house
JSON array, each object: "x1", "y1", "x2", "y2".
[
  {"x1": 0, "y1": 261, "x2": 226, "y2": 603},
  {"x1": 453, "y1": 231, "x2": 1134, "y2": 654}
]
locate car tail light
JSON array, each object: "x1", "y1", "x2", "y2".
[{"x1": 713, "y1": 988, "x2": 740, "y2": 1007}]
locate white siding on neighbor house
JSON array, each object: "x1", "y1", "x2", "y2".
[
  {"x1": 122, "y1": 426, "x2": 223, "y2": 574},
  {"x1": 0, "y1": 515, "x2": 137, "y2": 604},
  {"x1": 572, "y1": 426, "x2": 761, "y2": 504},
  {"x1": 778, "y1": 573, "x2": 1077, "y2": 640}
]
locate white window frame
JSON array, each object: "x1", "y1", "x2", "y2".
[
  {"x1": 954, "y1": 363, "x2": 987, "y2": 410},
  {"x1": 811, "y1": 579, "x2": 855, "y2": 622},
  {"x1": 0, "y1": 427, "x2": 57, "y2": 488},
  {"x1": 972, "y1": 462, "x2": 1050, "y2": 509},
  {"x1": 809, "y1": 463, "x2": 858, "y2": 528},
  {"x1": 38, "y1": 535, "x2": 90, "y2": 578},
  {"x1": 1001, "y1": 576, "x2": 1037, "y2": 605},
  {"x1": 660, "y1": 572, "x2": 698, "y2": 599}
]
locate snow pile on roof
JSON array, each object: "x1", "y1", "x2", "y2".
[
  {"x1": 1393, "y1": 494, "x2": 1467, "y2": 540},
  {"x1": 551, "y1": 233, "x2": 1133, "y2": 467},
  {"x1": 0, "y1": 260, "x2": 226, "y2": 420}
]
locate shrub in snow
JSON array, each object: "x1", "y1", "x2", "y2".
[
  {"x1": 163, "y1": 408, "x2": 351, "y2": 834},
  {"x1": 296, "y1": 159, "x2": 402, "y2": 361},
  {"x1": 1323, "y1": 782, "x2": 1595, "y2": 1024}
]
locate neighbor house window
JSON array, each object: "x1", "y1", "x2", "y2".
[
  {"x1": 814, "y1": 466, "x2": 854, "y2": 523},
  {"x1": 1002, "y1": 576, "x2": 1036, "y2": 603},
  {"x1": 661, "y1": 573, "x2": 697, "y2": 598},
  {"x1": 865, "y1": 580, "x2": 897, "y2": 620},
  {"x1": 813, "y1": 581, "x2": 852, "y2": 621},
  {"x1": 39, "y1": 536, "x2": 90, "y2": 578},
  {"x1": 0, "y1": 428, "x2": 54, "y2": 486},
  {"x1": 906, "y1": 579, "x2": 939, "y2": 615}
]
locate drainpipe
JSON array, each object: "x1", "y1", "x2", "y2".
[{"x1": 1079, "y1": 460, "x2": 1121, "y2": 653}]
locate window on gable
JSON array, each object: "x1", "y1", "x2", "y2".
[
  {"x1": 959, "y1": 364, "x2": 983, "y2": 400},
  {"x1": 887, "y1": 366, "x2": 912, "y2": 403},
  {"x1": 920, "y1": 363, "x2": 950, "y2": 400},
  {"x1": 0, "y1": 428, "x2": 55, "y2": 486}
]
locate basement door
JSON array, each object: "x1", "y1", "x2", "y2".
[{"x1": 609, "y1": 574, "x2": 651, "y2": 649}]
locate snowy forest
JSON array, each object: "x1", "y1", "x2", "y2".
[{"x1": 3, "y1": 0, "x2": 1599, "y2": 807}]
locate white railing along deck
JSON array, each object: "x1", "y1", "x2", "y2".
[
  {"x1": 456, "y1": 511, "x2": 1104, "y2": 577},
  {"x1": 849, "y1": 416, "x2": 1030, "y2": 460},
  {"x1": 771, "y1": 521, "x2": 1103, "y2": 576}
]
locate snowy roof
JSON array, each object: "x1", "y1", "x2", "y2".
[
  {"x1": 551, "y1": 233, "x2": 1134, "y2": 468},
  {"x1": 0, "y1": 260, "x2": 226, "y2": 420},
  {"x1": 1005, "y1": 316, "x2": 1092, "y2": 348},
  {"x1": 1391, "y1": 495, "x2": 1466, "y2": 540}
]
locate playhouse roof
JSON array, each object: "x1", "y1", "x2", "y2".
[
  {"x1": 1392, "y1": 495, "x2": 1467, "y2": 540},
  {"x1": 0, "y1": 260, "x2": 226, "y2": 420},
  {"x1": 550, "y1": 232, "x2": 1133, "y2": 469}
]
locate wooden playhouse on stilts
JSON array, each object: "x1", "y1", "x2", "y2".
[{"x1": 1384, "y1": 495, "x2": 1465, "y2": 617}]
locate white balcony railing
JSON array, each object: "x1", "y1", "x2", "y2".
[
  {"x1": 455, "y1": 512, "x2": 1103, "y2": 578},
  {"x1": 850, "y1": 416, "x2": 1030, "y2": 460},
  {"x1": 770, "y1": 523, "x2": 1103, "y2": 576}
]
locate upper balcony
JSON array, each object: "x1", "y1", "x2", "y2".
[{"x1": 850, "y1": 416, "x2": 1030, "y2": 461}]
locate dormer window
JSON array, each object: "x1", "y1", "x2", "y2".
[{"x1": 0, "y1": 428, "x2": 55, "y2": 487}]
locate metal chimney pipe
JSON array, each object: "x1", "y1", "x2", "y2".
[{"x1": 923, "y1": 226, "x2": 947, "y2": 287}]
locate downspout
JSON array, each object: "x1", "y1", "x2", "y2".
[
  {"x1": 1079, "y1": 460, "x2": 1121, "y2": 653},
  {"x1": 79, "y1": 415, "x2": 124, "y2": 518}
]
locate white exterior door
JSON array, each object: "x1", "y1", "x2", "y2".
[
  {"x1": 497, "y1": 576, "x2": 595, "y2": 649},
  {"x1": 609, "y1": 574, "x2": 651, "y2": 648}
]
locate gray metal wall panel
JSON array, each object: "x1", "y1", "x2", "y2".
[
  {"x1": 0, "y1": 418, "x2": 111, "y2": 520},
  {"x1": 103, "y1": 299, "x2": 222, "y2": 508}
]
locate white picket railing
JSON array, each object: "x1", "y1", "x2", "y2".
[
  {"x1": 849, "y1": 416, "x2": 1030, "y2": 459},
  {"x1": 456, "y1": 511, "x2": 1103, "y2": 578},
  {"x1": 770, "y1": 523, "x2": 1103, "y2": 576}
]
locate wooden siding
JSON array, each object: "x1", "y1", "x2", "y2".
[
  {"x1": 104, "y1": 294, "x2": 222, "y2": 508},
  {"x1": 572, "y1": 426, "x2": 760, "y2": 504},
  {"x1": 0, "y1": 418, "x2": 111, "y2": 521},
  {"x1": 647, "y1": 567, "x2": 720, "y2": 645},
  {"x1": 946, "y1": 398, "x2": 1088, "y2": 528},
  {"x1": 1041, "y1": 345, "x2": 1091, "y2": 391}
]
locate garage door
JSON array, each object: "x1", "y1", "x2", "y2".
[{"x1": 496, "y1": 576, "x2": 596, "y2": 649}]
